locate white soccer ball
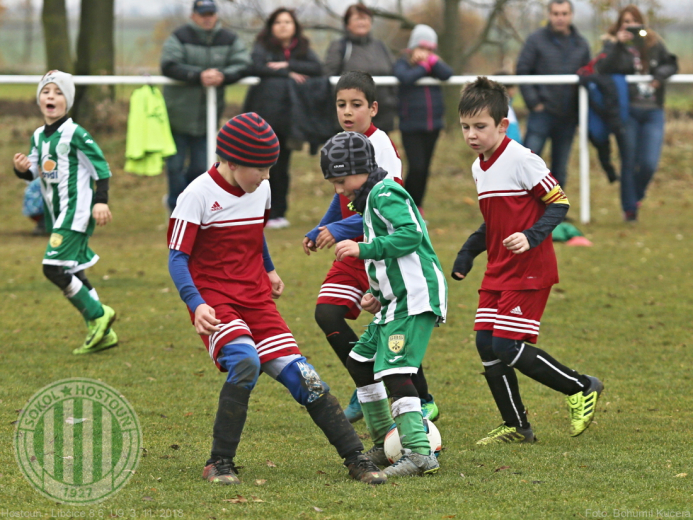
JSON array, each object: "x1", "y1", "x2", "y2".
[{"x1": 383, "y1": 419, "x2": 442, "y2": 464}]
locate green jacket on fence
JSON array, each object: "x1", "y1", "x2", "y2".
[
  {"x1": 125, "y1": 86, "x2": 177, "y2": 176},
  {"x1": 160, "y1": 21, "x2": 251, "y2": 136}
]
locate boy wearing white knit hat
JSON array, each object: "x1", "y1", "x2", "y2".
[{"x1": 12, "y1": 70, "x2": 118, "y2": 355}]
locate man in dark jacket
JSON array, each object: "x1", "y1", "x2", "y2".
[
  {"x1": 160, "y1": 0, "x2": 251, "y2": 211},
  {"x1": 516, "y1": 0, "x2": 590, "y2": 188}
]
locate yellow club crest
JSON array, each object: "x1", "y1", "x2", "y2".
[
  {"x1": 388, "y1": 334, "x2": 405, "y2": 353},
  {"x1": 49, "y1": 233, "x2": 63, "y2": 248}
]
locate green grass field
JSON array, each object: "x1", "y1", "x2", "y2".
[{"x1": 1, "y1": 111, "x2": 692, "y2": 519}]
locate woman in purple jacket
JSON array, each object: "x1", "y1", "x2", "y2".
[{"x1": 394, "y1": 25, "x2": 453, "y2": 214}]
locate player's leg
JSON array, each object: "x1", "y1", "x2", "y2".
[
  {"x1": 264, "y1": 355, "x2": 386, "y2": 485},
  {"x1": 73, "y1": 270, "x2": 118, "y2": 350},
  {"x1": 377, "y1": 314, "x2": 439, "y2": 477},
  {"x1": 491, "y1": 289, "x2": 603, "y2": 436},
  {"x1": 204, "y1": 336, "x2": 261, "y2": 485},
  {"x1": 247, "y1": 303, "x2": 385, "y2": 484},
  {"x1": 266, "y1": 136, "x2": 292, "y2": 226},
  {"x1": 412, "y1": 366, "x2": 439, "y2": 422},
  {"x1": 315, "y1": 261, "x2": 368, "y2": 422}
]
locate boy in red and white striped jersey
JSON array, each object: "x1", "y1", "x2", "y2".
[
  {"x1": 452, "y1": 77, "x2": 603, "y2": 445},
  {"x1": 167, "y1": 113, "x2": 386, "y2": 486}
]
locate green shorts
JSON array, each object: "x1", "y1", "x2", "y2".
[
  {"x1": 43, "y1": 229, "x2": 99, "y2": 274},
  {"x1": 350, "y1": 312, "x2": 437, "y2": 380}
]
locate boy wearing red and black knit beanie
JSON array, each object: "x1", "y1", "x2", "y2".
[{"x1": 166, "y1": 113, "x2": 387, "y2": 486}]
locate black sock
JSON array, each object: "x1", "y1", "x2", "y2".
[
  {"x1": 512, "y1": 344, "x2": 591, "y2": 396},
  {"x1": 209, "y1": 382, "x2": 250, "y2": 462},
  {"x1": 412, "y1": 365, "x2": 432, "y2": 402},
  {"x1": 483, "y1": 362, "x2": 529, "y2": 429},
  {"x1": 306, "y1": 392, "x2": 363, "y2": 460},
  {"x1": 314, "y1": 304, "x2": 359, "y2": 367}
]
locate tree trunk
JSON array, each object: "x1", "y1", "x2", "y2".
[
  {"x1": 72, "y1": 0, "x2": 115, "y2": 124},
  {"x1": 440, "y1": 0, "x2": 462, "y2": 130},
  {"x1": 42, "y1": 0, "x2": 72, "y2": 72}
]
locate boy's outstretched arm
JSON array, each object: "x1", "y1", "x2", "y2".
[
  {"x1": 304, "y1": 194, "x2": 342, "y2": 254},
  {"x1": 452, "y1": 222, "x2": 487, "y2": 280}
]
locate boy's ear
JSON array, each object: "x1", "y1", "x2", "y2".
[
  {"x1": 499, "y1": 117, "x2": 510, "y2": 133},
  {"x1": 370, "y1": 100, "x2": 379, "y2": 117}
]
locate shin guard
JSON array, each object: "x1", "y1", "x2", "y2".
[
  {"x1": 210, "y1": 382, "x2": 251, "y2": 461},
  {"x1": 306, "y1": 392, "x2": 364, "y2": 459}
]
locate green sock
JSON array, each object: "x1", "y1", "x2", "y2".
[
  {"x1": 361, "y1": 398, "x2": 395, "y2": 445},
  {"x1": 394, "y1": 411, "x2": 430, "y2": 456},
  {"x1": 67, "y1": 285, "x2": 104, "y2": 321}
]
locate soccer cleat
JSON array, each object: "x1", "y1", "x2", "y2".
[
  {"x1": 80, "y1": 305, "x2": 116, "y2": 352},
  {"x1": 476, "y1": 424, "x2": 536, "y2": 445},
  {"x1": 345, "y1": 454, "x2": 387, "y2": 485},
  {"x1": 265, "y1": 217, "x2": 290, "y2": 230},
  {"x1": 421, "y1": 396, "x2": 439, "y2": 422},
  {"x1": 567, "y1": 375, "x2": 604, "y2": 437},
  {"x1": 364, "y1": 444, "x2": 390, "y2": 467},
  {"x1": 344, "y1": 389, "x2": 363, "y2": 423},
  {"x1": 202, "y1": 458, "x2": 241, "y2": 485},
  {"x1": 73, "y1": 328, "x2": 118, "y2": 355},
  {"x1": 383, "y1": 448, "x2": 439, "y2": 477}
]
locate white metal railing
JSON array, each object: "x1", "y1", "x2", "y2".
[{"x1": 3, "y1": 73, "x2": 692, "y2": 223}]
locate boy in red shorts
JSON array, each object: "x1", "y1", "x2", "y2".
[
  {"x1": 452, "y1": 77, "x2": 603, "y2": 444},
  {"x1": 167, "y1": 113, "x2": 386, "y2": 485}
]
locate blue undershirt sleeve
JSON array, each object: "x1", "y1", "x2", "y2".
[
  {"x1": 168, "y1": 249, "x2": 206, "y2": 313},
  {"x1": 263, "y1": 235, "x2": 275, "y2": 272},
  {"x1": 306, "y1": 194, "x2": 343, "y2": 242},
  {"x1": 325, "y1": 213, "x2": 364, "y2": 242}
]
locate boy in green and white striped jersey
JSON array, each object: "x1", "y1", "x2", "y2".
[
  {"x1": 12, "y1": 71, "x2": 117, "y2": 355},
  {"x1": 323, "y1": 132, "x2": 447, "y2": 477}
]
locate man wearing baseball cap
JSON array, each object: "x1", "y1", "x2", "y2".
[{"x1": 161, "y1": 0, "x2": 251, "y2": 212}]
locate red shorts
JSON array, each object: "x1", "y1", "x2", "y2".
[
  {"x1": 191, "y1": 301, "x2": 301, "y2": 371},
  {"x1": 473, "y1": 288, "x2": 552, "y2": 344},
  {"x1": 316, "y1": 258, "x2": 369, "y2": 320}
]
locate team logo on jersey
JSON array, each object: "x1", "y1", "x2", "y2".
[
  {"x1": 56, "y1": 142, "x2": 70, "y2": 155},
  {"x1": 210, "y1": 201, "x2": 223, "y2": 212},
  {"x1": 49, "y1": 233, "x2": 63, "y2": 248},
  {"x1": 41, "y1": 157, "x2": 56, "y2": 174},
  {"x1": 388, "y1": 334, "x2": 405, "y2": 353}
]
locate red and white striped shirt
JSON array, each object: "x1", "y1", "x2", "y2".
[
  {"x1": 473, "y1": 136, "x2": 561, "y2": 291},
  {"x1": 167, "y1": 164, "x2": 272, "y2": 308}
]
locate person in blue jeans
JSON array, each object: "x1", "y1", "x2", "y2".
[
  {"x1": 393, "y1": 24, "x2": 453, "y2": 214},
  {"x1": 516, "y1": 0, "x2": 591, "y2": 188},
  {"x1": 595, "y1": 5, "x2": 677, "y2": 222}
]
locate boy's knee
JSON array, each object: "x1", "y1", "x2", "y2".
[
  {"x1": 475, "y1": 330, "x2": 495, "y2": 361},
  {"x1": 491, "y1": 336, "x2": 523, "y2": 366},
  {"x1": 382, "y1": 374, "x2": 418, "y2": 401},
  {"x1": 43, "y1": 264, "x2": 72, "y2": 292},
  {"x1": 346, "y1": 356, "x2": 375, "y2": 388},
  {"x1": 278, "y1": 358, "x2": 330, "y2": 406},
  {"x1": 218, "y1": 342, "x2": 260, "y2": 390},
  {"x1": 314, "y1": 304, "x2": 347, "y2": 332}
]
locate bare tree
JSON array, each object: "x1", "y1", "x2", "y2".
[{"x1": 42, "y1": 0, "x2": 72, "y2": 72}]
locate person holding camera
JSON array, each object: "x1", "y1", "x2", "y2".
[{"x1": 596, "y1": 4, "x2": 678, "y2": 222}]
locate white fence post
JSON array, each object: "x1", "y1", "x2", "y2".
[
  {"x1": 578, "y1": 85, "x2": 590, "y2": 224},
  {"x1": 206, "y1": 86, "x2": 217, "y2": 167}
]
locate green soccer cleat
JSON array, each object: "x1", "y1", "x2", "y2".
[
  {"x1": 345, "y1": 454, "x2": 388, "y2": 485},
  {"x1": 567, "y1": 375, "x2": 604, "y2": 437},
  {"x1": 344, "y1": 389, "x2": 363, "y2": 423},
  {"x1": 364, "y1": 444, "x2": 391, "y2": 467},
  {"x1": 421, "y1": 396, "x2": 439, "y2": 422},
  {"x1": 80, "y1": 305, "x2": 116, "y2": 352},
  {"x1": 202, "y1": 458, "x2": 241, "y2": 485},
  {"x1": 476, "y1": 424, "x2": 536, "y2": 445},
  {"x1": 73, "y1": 328, "x2": 118, "y2": 355}
]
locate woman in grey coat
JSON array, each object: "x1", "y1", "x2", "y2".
[{"x1": 324, "y1": 4, "x2": 397, "y2": 133}]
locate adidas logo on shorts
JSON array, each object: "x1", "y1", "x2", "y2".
[{"x1": 510, "y1": 306, "x2": 523, "y2": 315}]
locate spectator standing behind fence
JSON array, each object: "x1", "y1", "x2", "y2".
[
  {"x1": 324, "y1": 4, "x2": 397, "y2": 133},
  {"x1": 243, "y1": 8, "x2": 322, "y2": 230},
  {"x1": 516, "y1": 0, "x2": 590, "y2": 188},
  {"x1": 595, "y1": 5, "x2": 678, "y2": 222},
  {"x1": 393, "y1": 25, "x2": 453, "y2": 214},
  {"x1": 160, "y1": 0, "x2": 251, "y2": 213}
]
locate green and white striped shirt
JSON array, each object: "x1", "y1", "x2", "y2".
[
  {"x1": 26, "y1": 118, "x2": 111, "y2": 234},
  {"x1": 358, "y1": 179, "x2": 447, "y2": 324}
]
